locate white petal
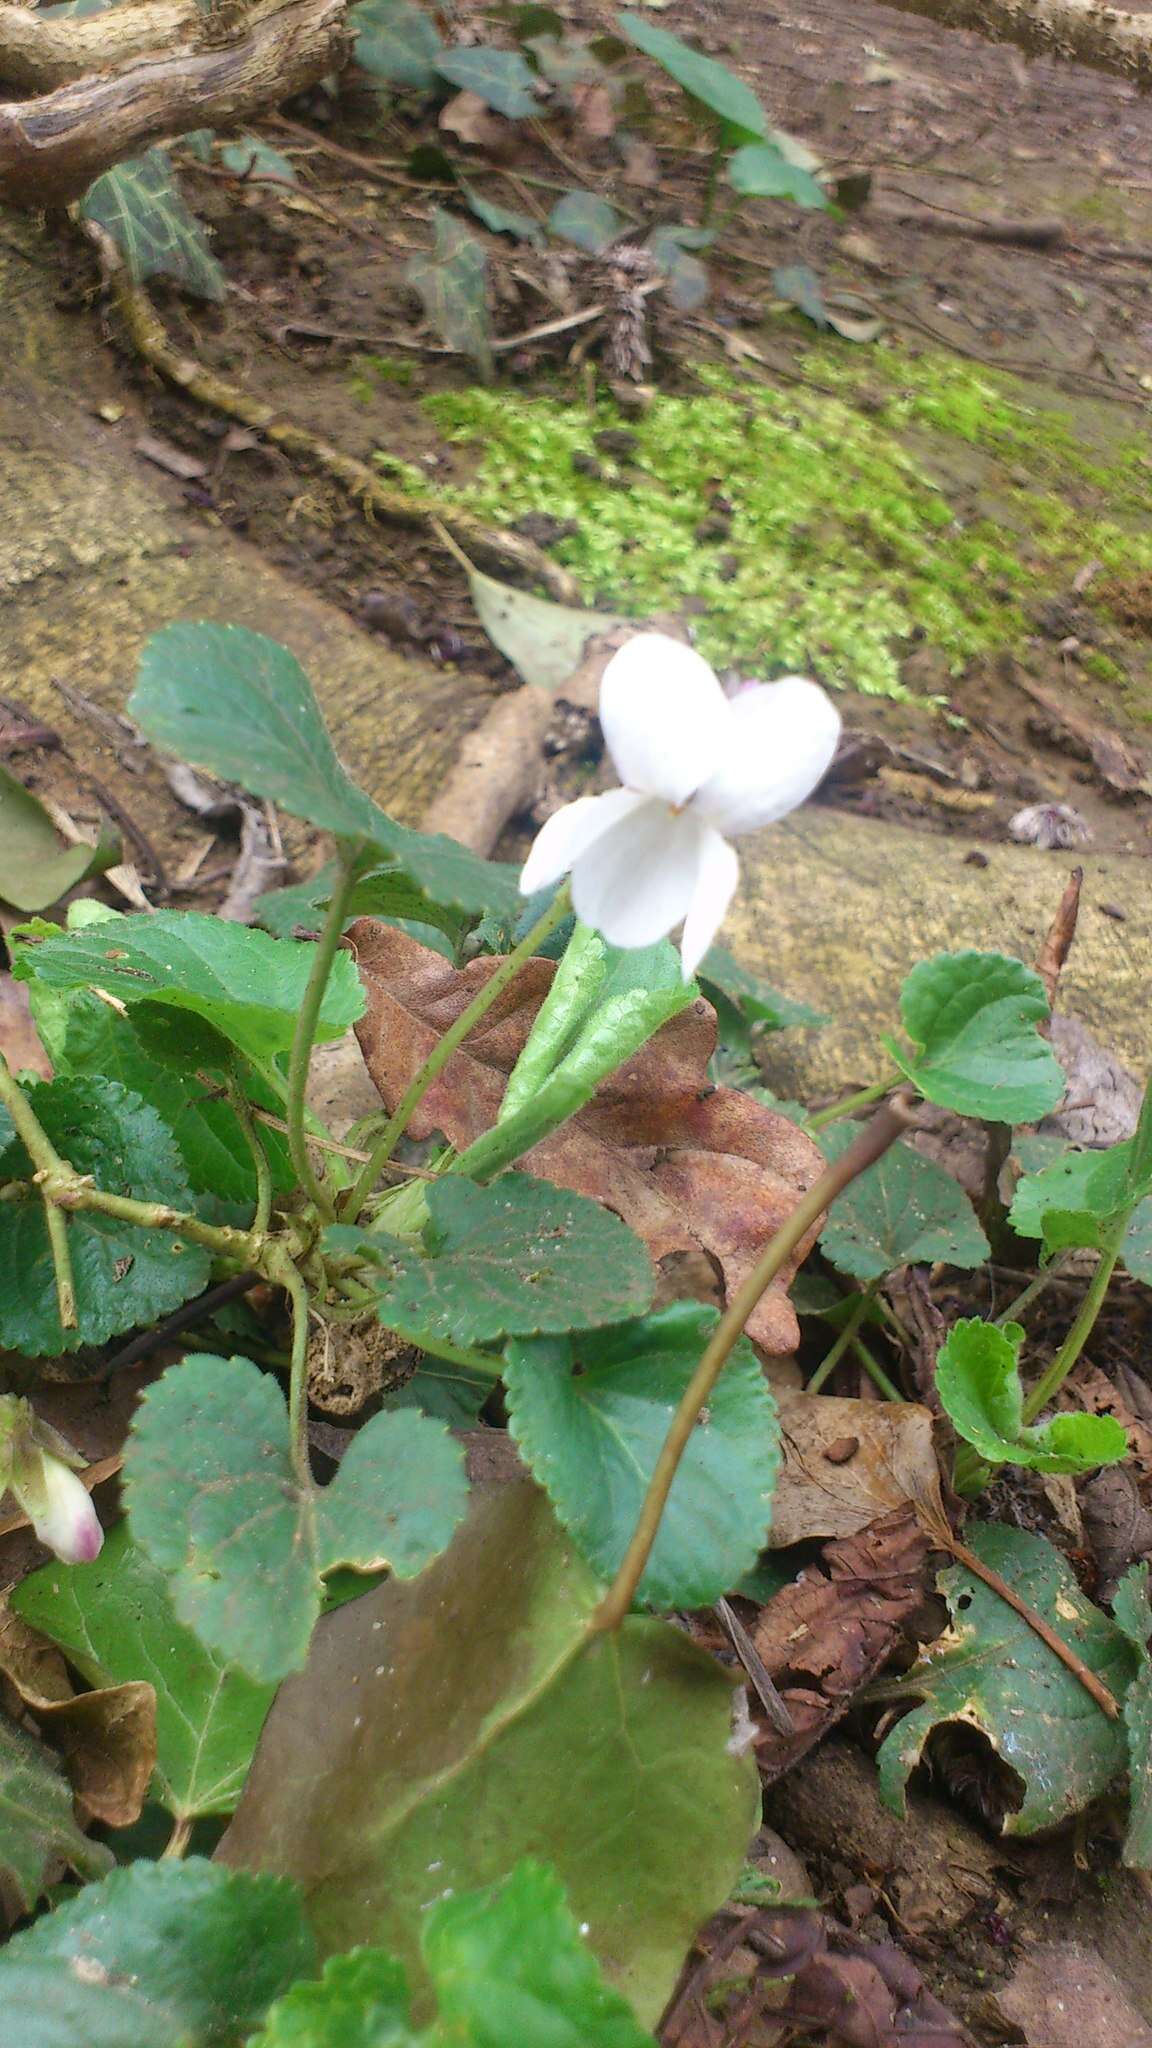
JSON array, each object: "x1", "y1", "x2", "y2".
[
  {"x1": 690, "y1": 675, "x2": 841, "y2": 837},
  {"x1": 571, "y1": 799, "x2": 708, "y2": 950},
  {"x1": 680, "y1": 828, "x2": 739, "y2": 980},
  {"x1": 520, "y1": 788, "x2": 649, "y2": 897},
  {"x1": 599, "y1": 633, "x2": 732, "y2": 805},
  {"x1": 17, "y1": 1454, "x2": 103, "y2": 1564}
]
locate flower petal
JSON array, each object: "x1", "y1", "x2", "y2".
[
  {"x1": 519, "y1": 787, "x2": 649, "y2": 897},
  {"x1": 571, "y1": 798, "x2": 707, "y2": 951},
  {"x1": 599, "y1": 633, "x2": 731, "y2": 805},
  {"x1": 16, "y1": 1452, "x2": 103, "y2": 1564},
  {"x1": 680, "y1": 827, "x2": 739, "y2": 980},
  {"x1": 690, "y1": 675, "x2": 841, "y2": 837}
]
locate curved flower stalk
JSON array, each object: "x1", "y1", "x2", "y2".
[
  {"x1": 0, "y1": 1397, "x2": 102, "y2": 1564},
  {"x1": 520, "y1": 634, "x2": 841, "y2": 977}
]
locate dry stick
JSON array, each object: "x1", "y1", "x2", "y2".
[
  {"x1": 594, "y1": 1096, "x2": 919, "y2": 1632},
  {"x1": 1036, "y1": 865, "x2": 1084, "y2": 1012},
  {"x1": 84, "y1": 226, "x2": 579, "y2": 604}
]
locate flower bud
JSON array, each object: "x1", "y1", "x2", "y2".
[{"x1": 14, "y1": 1449, "x2": 103, "y2": 1564}]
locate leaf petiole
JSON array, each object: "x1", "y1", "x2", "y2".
[
  {"x1": 0, "y1": 1055, "x2": 76, "y2": 1330},
  {"x1": 285, "y1": 856, "x2": 359, "y2": 1219}
]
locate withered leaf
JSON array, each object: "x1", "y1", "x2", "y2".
[
  {"x1": 350, "y1": 923, "x2": 825, "y2": 1353},
  {"x1": 769, "y1": 1395, "x2": 944, "y2": 1547},
  {"x1": 37, "y1": 1683, "x2": 156, "y2": 1828}
]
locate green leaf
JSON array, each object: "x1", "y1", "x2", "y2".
[
  {"x1": 1010, "y1": 1137, "x2": 1152, "y2": 1274},
  {"x1": 886, "y1": 950, "x2": 1064, "y2": 1124},
  {"x1": 876, "y1": 1523, "x2": 1137, "y2": 1833},
  {"x1": 0, "y1": 766, "x2": 117, "y2": 913},
  {"x1": 81, "y1": 149, "x2": 225, "y2": 300},
  {"x1": 0, "y1": 1078, "x2": 211, "y2": 1356},
  {"x1": 645, "y1": 226, "x2": 710, "y2": 310},
  {"x1": 817, "y1": 1132, "x2": 990, "y2": 1281},
  {"x1": 424, "y1": 1860, "x2": 655, "y2": 2047},
  {"x1": 773, "y1": 262, "x2": 827, "y2": 328},
  {"x1": 935, "y1": 1317, "x2": 1127, "y2": 1476},
  {"x1": 217, "y1": 1483, "x2": 757, "y2": 2028},
  {"x1": 12, "y1": 910, "x2": 362, "y2": 1071},
  {"x1": 130, "y1": 624, "x2": 520, "y2": 920},
  {"x1": 13, "y1": 1523, "x2": 275, "y2": 1821},
  {"x1": 252, "y1": 862, "x2": 465, "y2": 954},
  {"x1": 250, "y1": 1950, "x2": 416, "y2": 2047},
  {"x1": 125, "y1": 1354, "x2": 470, "y2": 1682},
  {"x1": 727, "y1": 141, "x2": 827, "y2": 207},
  {"x1": 351, "y1": 0, "x2": 443, "y2": 87},
  {"x1": 0, "y1": 1713, "x2": 110, "y2": 1913},
  {"x1": 220, "y1": 137, "x2": 297, "y2": 183},
  {"x1": 0, "y1": 1858, "x2": 315, "y2": 2046},
  {"x1": 462, "y1": 565, "x2": 628, "y2": 691},
  {"x1": 437, "y1": 46, "x2": 539, "y2": 115},
  {"x1": 408, "y1": 209, "x2": 492, "y2": 377},
  {"x1": 617, "y1": 13, "x2": 767, "y2": 136},
  {"x1": 335, "y1": 1172, "x2": 654, "y2": 1345},
  {"x1": 461, "y1": 182, "x2": 545, "y2": 247},
  {"x1": 1114, "y1": 1565, "x2": 1152, "y2": 1869},
  {"x1": 504, "y1": 1303, "x2": 778, "y2": 1607},
  {"x1": 548, "y1": 190, "x2": 625, "y2": 253},
  {"x1": 697, "y1": 943, "x2": 827, "y2": 1032}
]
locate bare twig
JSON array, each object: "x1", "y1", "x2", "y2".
[{"x1": 1036, "y1": 866, "x2": 1084, "y2": 1013}]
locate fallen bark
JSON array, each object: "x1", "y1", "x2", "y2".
[
  {"x1": 0, "y1": 0, "x2": 202, "y2": 95},
  {"x1": 0, "y1": 0, "x2": 349, "y2": 207},
  {"x1": 882, "y1": 0, "x2": 1152, "y2": 88}
]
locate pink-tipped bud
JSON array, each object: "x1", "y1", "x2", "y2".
[{"x1": 15, "y1": 1451, "x2": 103, "y2": 1565}]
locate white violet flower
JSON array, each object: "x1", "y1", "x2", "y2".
[
  {"x1": 520, "y1": 633, "x2": 842, "y2": 977},
  {"x1": 13, "y1": 1449, "x2": 103, "y2": 1564}
]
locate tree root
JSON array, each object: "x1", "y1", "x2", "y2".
[
  {"x1": 880, "y1": 0, "x2": 1152, "y2": 88},
  {"x1": 88, "y1": 226, "x2": 580, "y2": 604}
]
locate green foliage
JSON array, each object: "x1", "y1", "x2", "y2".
[
  {"x1": 0, "y1": 765, "x2": 117, "y2": 914},
  {"x1": 1113, "y1": 1566, "x2": 1152, "y2": 1869},
  {"x1": 216, "y1": 1484, "x2": 757, "y2": 2029},
  {"x1": 220, "y1": 137, "x2": 298, "y2": 183},
  {"x1": 13, "y1": 910, "x2": 362, "y2": 1071},
  {"x1": 81, "y1": 150, "x2": 225, "y2": 299},
  {"x1": 333, "y1": 1173, "x2": 654, "y2": 1345},
  {"x1": 935, "y1": 1318, "x2": 1127, "y2": 1477},
  {"x1": 437, "y1": 46, "x2": 539, "y2": 115},
  {"x1": 548, "y1": 190, "x2": 625, "y2": 253},
  {"x1": 818, "y1": 1131, "x2": 990, "y2": 1280},
  {"x1": 0, "y1": 1079, "x2": 211, "y2": 1355},
  {"x1": 130, "y1": 624, "x2": 519, "y2": 917},
  {"x1": 350, "y1": 0, "x2": 443, "y2": 88},
  {"x1": 877, "y1": 1524, "x2": 1138, "y2": 1833},
  {"x1": 14, "y1": 1523, "x2": 275, "y2": 1820},
  {"x1": 887, "y1": 950, "x2": 1064, "y2": 1123},
  {"x1": 504, "y1": 1304, "x2": 778, "y2": 1607},
  {"x1": 727, "y1": 141, "x2": 827, "y2": 208},
  {"x1": 252, "y1": 1863, "x2": 655, "y2": 2047},
  {"x1": 617, "y1": 12, "x2": 768, "y2": 137},
  {"x1": 408, "y1": 210, "x2": 492, "y2": 377},
  {"x1": 0, "y1": 1714, "x2": 111, "y2": 1913},
  {"x1": 461, "y1": 182, "x2": 545, "y2": 247},
  {"x1": 125, "y1": 1355, "x2": 470, "y2": 1682},
  {"x1": 0, "y1": 1859, "x2": 315, "y2": 2047},
  {"x1": 645, "y1": 226, "x2": 711, "y2": 311},
  {"x1": 1009, "y1": 1116, "x2": 1152, "y2": 1279}
]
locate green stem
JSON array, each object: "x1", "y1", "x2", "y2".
[
  {"x1": 853, "y1": 1334, "x2": 905, "y2": 1403},
  {"x1": 806, "y1": 1278, "x2": 879, "y2": 1394},
  {"x1": 47, "y1": 1178, "x2": 259, "y2": 1265},
  {"x1": 702, "y1": 129, "x2": 722, "y2": 223},
  {"x1": 995, "y1": 1253, "x2": 1074, "y2": 1328},
  {"x1": 271, "y1": 1248, "x2": 313, "y2": 1490},
  {"x1": 808, "y1": 1075, "x2": 904, "y2": 1132},
  {"x1": 341, "y1": 884, "x2": 571, "y2": 1223},
  {"x1": 593, "y1": 1095, "x2": 916, "y2": 1632},
  {"x1": 0, "y1": 1055, "x2": 76, "y2": 1329},
  {"x1": 410, "y1": 1333, "x2": 504, "y2": 1377},
  {"x1": 227, "y1": 1075, "x2": 273, "y2": 1236},
  {"x1": 286, "y1": 859, "x2": 357, "y2": 1219},
  {"x1": 1021, "y1": 1211, "x2": 1130, "y2": 1424}
]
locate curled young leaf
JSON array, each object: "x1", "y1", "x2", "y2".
[{"x1": 936, "y1": 1317, "x2": 1127, "y2": 1476}]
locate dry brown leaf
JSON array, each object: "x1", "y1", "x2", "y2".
[
  {"x1": 769, "y1": 1395, "x2": 944, "y2": 1547},
  {"x1": 0, "y1": 1601, "x2": 155, "y2": 1827},
  {"x1": 349, "y1": 923, "x2": 826, "y2": 1353},
  {"x1": 571, "y1": 79, "x2": 617, "y2": 138},
  {"x1": 439, "y1": 89, "x2": 507, "y2": 151},
  {"x1": 0, "y1": 972, "x2": 51, "y2": 1079}
]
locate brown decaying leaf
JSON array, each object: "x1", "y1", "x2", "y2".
[
  {"x1": 439, "y1": 89, "x2": 507, "y2": 151},
  {"x1": 0, "y1": 973, "x2": 51, "y2": 1079},
  {"x1": 769, "y1": 1395, "x2": 943, "y2": 1548},
  {"x1": 0, "y1": 1603, "x2": 156, "y2": 1827},
  {"x1": 349, "y1": 923, "x2": 826, "y2": 1353},
  {"x1": 750, "y1": 1507, "x2": 930, "y2": 1782}
]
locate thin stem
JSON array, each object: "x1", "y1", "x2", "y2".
[
  {"x1": 1021, "y1": 1210, "x2": 1130, "y2": 1424},
  {"x1": 47, "y1": 1179, "x2": 259, "y2": 1264},
  {"x1": 161, "y1": 1815, "x2": 193, "y2": 1859},
  {"x1": 227, "y1": 1076, "x2": 273, "y2": 1235},
  {"x1": 286, "y1": 859, "x2": 357, "y2": 1219},
  {"x1": 410, "y1": 1333, "x2": 504, "y2": 1377},
  {"x1": 593, "y1": 1096, "x2": 917, "y2": 1632},
  {"x1": 808, "y1": 1075, "x2": 904, "y2": 1132},
  {"x1": 341, "y1": 884, "x2": 571, "y2": 1223},
  {"x1": 0, "y1": 1055, "x2": 76, "y2": 1329},
  {"x1": 806, "y1": 1277, "x2": 880, "y2": 1394},
  {"x1": 995, "y1": 1252, "x2": 1075, "y2": 1328},
  {"x1": 852, "y1": 1334, "x2": 905, "y2": 1402},
  {"x1": 272, "y1": 1249, "x2": 313, "y2": 1491}
]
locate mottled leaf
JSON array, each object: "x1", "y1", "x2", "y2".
[
  {"x1": 81, "y1": 150, "x2": 225, "y2": 300},
  {"x1": 351, "y1": 0, "x2": 442, "y2": 88},
  {"x1": 408, "y1": 209, "x2": 492, "y2": 376}
]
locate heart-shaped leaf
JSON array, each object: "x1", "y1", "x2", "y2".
[
  {"x1": 877, "y1": 1523, "x2": 1137, "y2": 1833},
  {"x1": 1010, "y1": 1135, "x2": 1152, "y2": 1275},
  {"x1": 0, "y1": 1858, "x2": 314, "y2": 2046},
  {"x1": 935, "y1": 1317, "x2": 1127, "y2": 1476},
  {"x1": 548, "y1": 190, "x2": 625, "y2": 252},
  {"x1": 504, "y1": 1302, "x2": 778, "y2": 1606},
  {"x1": 80, "y1": 149, "x2": 225, "y2": 299},
  {"x1": 351, "y1": 0, "x2": 443, "y2": 88},
  {"x1": 333, "y1": 1172, "x2": 654, "y2": 1345},
  {"x1": 886, "y1": 950, "x2": 1064, "y2": 1123},
  {"x1": 437, "y1": 46, "x2": 539, "y2": 116},
  {"x1": 818, "y1": 1130, "x2": 990, "y2": 1281},
  {"x1": 0, "y1": 1078, "x2": 211, "y2": 1356},
  {"x1": 0, "y1": 765, "x2": 118, "y2": 914},
  {"x1": 217, "y1": 1482, "x2": 756, "y2": 2028},
  {"x1": 0, "y1": 1713, "x2": 110, "y2": 1913},
  {"x1": 125, "y1": 1354, "x2": 470, "y2": 1682},
  {"x1": 130, "y1": 624, "x2": 520, "y2": 918},
  {"x1": 408, "y1": 209, "x2": 492, "y2": 376},
  {"x1": 14, "y1": 1523, "x2": 275, "y2": 1821},
  {"x1": 617, "y1": 13, "x2": 767, "y2": 137},
  {"x1": 727, "y1": 141, "x2": 827, "y2": 208},
  {"x1": 461, "y1": 181, "x2": 546, "y2": 248}
]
